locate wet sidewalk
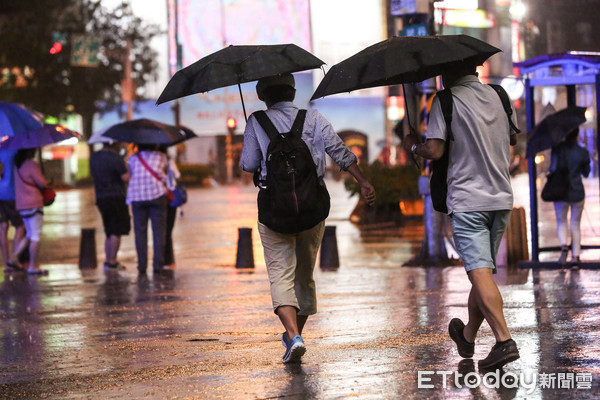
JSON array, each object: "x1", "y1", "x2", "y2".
[{"x1": 1, "y1": 177, "x2": 600, "y2": 399}]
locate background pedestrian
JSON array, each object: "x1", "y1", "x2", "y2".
[
  {"x1": 549, "y1": 128, "x2": 591, "y2": 264},
  {"x1": 89, "y1": 140, "x2": 131, "y2": 270},
  {"x1": 12, "y1": 148, "x2": 48, "y2": 275},
  {"x1": 126, "y1": 143, "x2": 168, "y2": 274},
  {"x1": 0, "y1": 148, "x2": 26, "y2": 271}
]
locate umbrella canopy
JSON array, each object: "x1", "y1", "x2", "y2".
[
  {"x1": 88, "y1": 127, "x2": 115, "y2": 144},
  {"x1": 0, "y1": 124, "x2": 81, "y2": 150},
  {"x1": 101, "y1": 119, "x2": 197, "y2": 146},
  {"x1": 311, "y1": 34, "x2": 501, "y2": 100},
  {"x1": 156, "y1": 44, "x2": 325, "y2": 121},
  {"x1": 526, "y1": 106, "x2": 587, "y2": 158},
  {"x1": 0, "y1": 102, "x2": 44, "y2": 138}
]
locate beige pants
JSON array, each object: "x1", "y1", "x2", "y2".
[{"x1": 258, "y1": 220, "x2": 325, "y2": 315}]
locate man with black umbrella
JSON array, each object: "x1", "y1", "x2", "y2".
[
  {"x1": 403, "y1": 62, "x2": 520, "y2": 370},
  {"x1": 241, "y1": 73, "x2": 375, "y2": 364}
]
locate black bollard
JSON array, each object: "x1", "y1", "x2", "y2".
[
  {"x1": 236, "y1": 227, "x2": 255, "y2": 269},
  {"x1": 79, "y1": 228, "x2": 97, "y2": 269},
  {"x1": 320, "y1": 225, "x2": 339, "y2": 270}
]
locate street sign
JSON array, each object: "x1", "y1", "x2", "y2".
[{"x1": 71, "y1": 34, "x2": 100, "y2": 67}]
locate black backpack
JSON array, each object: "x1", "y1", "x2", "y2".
[
  {"x1": 253, "y1": 109, "x2": 330, "y2": 234},
  {"x1": 430, "y1": 84, "x2": 520, "y2": 214}
]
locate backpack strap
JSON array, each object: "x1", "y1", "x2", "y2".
[
  {"x1": 253, "y1": 109, "x2": 307, "y2": 140},
  {"x1": 436, "y1": 88, "x2": 454, "y2": 142},
  {"x1": 253, "y1": 111, "x2": 280, "y2": 141},
  {"x1": 487, "y1": 84, "x2": 521, "y2": 133},
  {"x1": 290, "y1": 109, "x2": 307, "y2": 135}
]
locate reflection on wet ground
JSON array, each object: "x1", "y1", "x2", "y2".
[{"x1": 1, "y1": 177, "x2": 599, "y2": 399}]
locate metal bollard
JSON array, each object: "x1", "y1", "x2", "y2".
[
  {"x1": 236, "y1": 227, "x2": 255, "y2": 269},
  {"x1": 79, "y1": 228, "x2": 97, "y2": 269},
  {"x1": 320, "y1": 225, "x2": 339, "y2": 270}
]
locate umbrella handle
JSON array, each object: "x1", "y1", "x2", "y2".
[
  {"x1": 238, "y1": 84, "x2": 248, "y2": 122},
  {"x1": 402, "y1": 84, "x2": 421, "y2": 170}
]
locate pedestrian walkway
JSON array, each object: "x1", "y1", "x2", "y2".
[{"x1": 1, "y1": 178, "x2": 599, "y2": 399}]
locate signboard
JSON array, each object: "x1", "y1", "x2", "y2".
[
  {"x1": 400, "y1": 24, "x2": 428, "y2": 37},
  {"x1": 391, "y1": 0, "x2": 416, "y2": 15},
  {"x1": 71, "y1": 34, "x2": 100, "y2": 67},
  {"x1": 434, "y1": 8, "x2": 495, "y2": 28}
]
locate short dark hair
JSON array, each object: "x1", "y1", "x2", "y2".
[
  {"x1": 261, "y1": 85, "x2": 296, "y2": 104},
  {"x1": 14, "y1": 148, "x2": 36, "y2": 168}
]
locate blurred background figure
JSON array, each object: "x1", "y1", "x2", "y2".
[
  {"x1": 550, "y1": 129, "x2": 591, "y2": 264},
  {"x1": 89, "y1": 140, "x2": 131, "y2": 270},
  {"x1": 12, "y1": 148, "x2": 48, "y2": 275},
  {"x1": 126, "y1": 143, "x2": 168, "y2": 274},
  {"x1": 163, "y1": 145, "x2": 181, "y2": 271},
  {"x1": 0, "y1": 148, "x2": 26, "y2": 272}
]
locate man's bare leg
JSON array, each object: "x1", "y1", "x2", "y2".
[{"x1": 467, "y1": 268, "x2": 511, "y2": 342}]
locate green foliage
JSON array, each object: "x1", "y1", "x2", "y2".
[
  {"x1": 178, "y1": 164, "x2": 215, "y2": 186},
  {"x1": 344, "y1": 161, "x2": 421, "y2": 206},
  {"x1": 0, "y1": 0, "x2": 161, "y2": 138}
]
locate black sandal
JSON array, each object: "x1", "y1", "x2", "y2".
[{"x1": 6, "y1": 260, "x2": 25, "y2": 272}]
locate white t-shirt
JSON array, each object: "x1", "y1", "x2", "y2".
[{"x1": 426, "y1": 75, "x2": 519, "y2": 213}]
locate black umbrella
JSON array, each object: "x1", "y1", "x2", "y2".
[
  {"x1": 310, "y1": 34, "x2": 501, "y2": 100},
  {"x1": 526, "y1": 106, "x2": 587, "y2": 158},
  {"x1": 156, "y1": 44, "x2": 325, "y2": 121},
  {"x1": 101, "y1": 119, "x2": 197, "y2": 146}
]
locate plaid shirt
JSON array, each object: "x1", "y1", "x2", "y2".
[{"x1": 126, "y1": 151, "x2": 168, "y2": 204}]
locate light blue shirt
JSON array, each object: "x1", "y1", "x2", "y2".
[
  {"x1": 240, "y1": 102, "x2": 357, "y2": 182},
  {"x1": 0, "y1": 150, "x2": 17, "y2": 200}
]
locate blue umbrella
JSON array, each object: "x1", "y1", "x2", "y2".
[
  {"x1": 0, "y1": 124, "x2": 81, "y2": 150},
  {"x1": 0, "y1": 102, "x2": 44, "y2": 139}
]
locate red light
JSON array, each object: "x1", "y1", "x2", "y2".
[
  {"x1": 226, "y1": 117, "x2": 237, "y2": 129},
  {"x1": 49, "y1": 42, "x2": 63, "y2": 54}
]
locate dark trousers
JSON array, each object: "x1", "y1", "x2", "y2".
[
  {"x1": 132, "y1": 196, "x2": 167, "y2": 271},
  {"x1": 164, "y1": 205, "x2": 177, "y2": 265}
]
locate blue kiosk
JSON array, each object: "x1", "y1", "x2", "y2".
[{"x1": 515, "y1": 52, "x2": 600, "y2": 268}]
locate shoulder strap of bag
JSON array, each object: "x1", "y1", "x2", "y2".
[
  {"x1": 253, "y1": 111, "x2": 280, "y2": 141},
  {"x1": 254, "y1": 109, "x2": 307, "y2": 140},
  {"x1": 136, "y1": 153, "x2": 163, "y2": 183},
  {"x1": 487, "y1": 83, "x2": 521, "y2": 133},
  {"x1": 290, "y1": 109, "x2": 307, "y2": 135},
  {"x1": 436, "y1": 89, "x2": 454, "y2": 142}
]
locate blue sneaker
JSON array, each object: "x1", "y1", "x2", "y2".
[
  {"x1": 282, "y1": 334, "x2": 306, "y2": 363},
  {"x1": 281, "y1": 332, "x2": 289, "y2": 348}
]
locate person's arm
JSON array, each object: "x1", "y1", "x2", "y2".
[
  {"x1": 346, "y1": 162, "x2": 376, "y2": 206},
  {"x1": 28, "y1": 161, "x2": 49, "y2": 188},
  {"x1": 402, "y1": 133, "x2": 445, "y2": 160},
  {"x1": 240, "y1": 117, "x2": 262, "y2": 173}
]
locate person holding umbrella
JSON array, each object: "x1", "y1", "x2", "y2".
[
  {"x1": 403, "y1": 62, "x2": 520, "y2": 370},
  {"x1": 126, "y1": 143, "x2": 169, "y2": 275},
  {"x1": 548, "y1": 128, "x2": 591, "y2": 265},
  {"x1": 241, "y1": 73, "x2": 375, "y2": 363},
  {"x1": 11, "y1": 148, "x2": 50, "y2": 275}
]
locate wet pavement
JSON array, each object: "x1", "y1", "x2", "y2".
[{"x1": 1, "y1": 174, "x2": 600, "y2": 399}]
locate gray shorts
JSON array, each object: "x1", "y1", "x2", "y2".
[{"x1": 449, "y1": 210, "x2": 512, "y2": 274}]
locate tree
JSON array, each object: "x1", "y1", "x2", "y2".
[{"x1": 0, "y1": 0, "x2": 161, "y2": 139}]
